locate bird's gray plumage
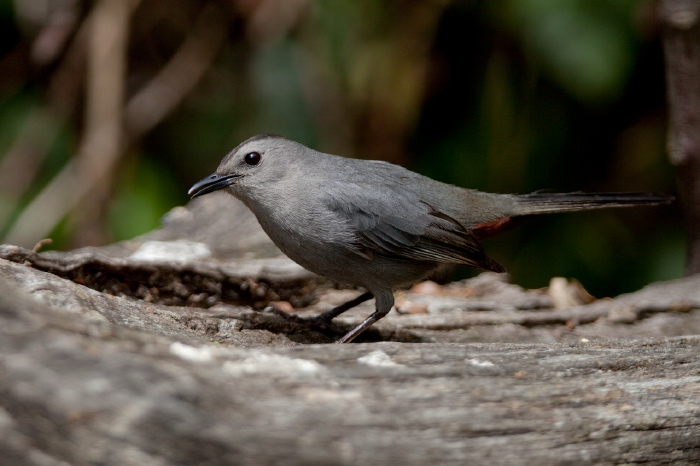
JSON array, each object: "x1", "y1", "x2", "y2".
[{"x1": 189, "y1": 134, "x2": 673, "y2": 343}]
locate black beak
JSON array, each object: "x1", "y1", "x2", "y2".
[{"x1": 188, "y1": 173, "x2": 241, "y2": 199}]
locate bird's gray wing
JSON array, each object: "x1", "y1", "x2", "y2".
[{"x1": 322, "y1": 185, "x2": 505, "y2": 272}]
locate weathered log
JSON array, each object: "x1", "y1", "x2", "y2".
[
  {"x1": 0, "y1": 269, "x2": 699, "y2": 465},
  {"x1": 1, "y1": 195, "x2": 698, "y2": 464}
]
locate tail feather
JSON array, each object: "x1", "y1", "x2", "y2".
[{"x1": 514, "y1": 192, "x2": 674, "y2": 216}]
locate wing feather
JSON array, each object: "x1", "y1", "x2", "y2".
[{"x1": 322, "y1": 186, "x2": 504, "y2": 272}]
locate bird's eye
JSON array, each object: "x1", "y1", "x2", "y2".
[{"x1": 244, "y1": 152, "x2": 261, "y2": 166}]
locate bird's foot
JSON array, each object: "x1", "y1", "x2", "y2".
[{"x1": 262, "y1": 304, "x2": 346, "y2": 335}]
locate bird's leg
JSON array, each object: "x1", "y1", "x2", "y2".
[
  {"x1": 336, "y1": 292, "x2": 394, "y2": 344},
  {"x1": 310, "y1": 291, "x2": 374, "y2": 323},
  {"x1": 264, "y1": 291, "x2": 374, "y2": 336},
  {"x1": 267, "y1": 290, "x2": 395, "y2": 342}
]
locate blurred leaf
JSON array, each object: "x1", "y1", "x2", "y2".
[
  {"x1": 251, "y1": 39, "x2": 315, "y2": 143},
  {"x1": 108, "y1": 158, "x2": 181, "y2": 242},
  {"x1": 501, "y1": 0, "x2": 637, "y2": 103}
]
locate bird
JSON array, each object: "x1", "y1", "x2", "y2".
[{"x1": 189, "y1": 134, "x2": 673, "y2": 343}]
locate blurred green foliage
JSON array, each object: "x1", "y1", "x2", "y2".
[
  {"x1": 0, "y1": 0, "x2": 683, "y2": 297},
  {"x1": 502, "y1": 0, "x2": 638, "y2": 102}
]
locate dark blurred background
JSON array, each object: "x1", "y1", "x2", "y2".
[{"x1": 0, "y1": 0, "x2": 683, "y2": 297}]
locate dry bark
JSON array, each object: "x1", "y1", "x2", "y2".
[
  {"x1": 1, "y1": 195, "x2": 699, "y2": 464},
  {"x1": 660, "y1": 0, "x2": 700, "y2": 273}
]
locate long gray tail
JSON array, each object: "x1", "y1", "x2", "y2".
[{"x1": 513, "y1": 192, "x2": 673, "y2": 216}]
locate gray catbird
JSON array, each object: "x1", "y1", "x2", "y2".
[{"x1": 189, "y1": 134, "x2": 672, "y2": 343}]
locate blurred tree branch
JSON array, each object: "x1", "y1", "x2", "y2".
[
  {"x1": 124, "y1": 3, "x2": 227, "y2": 140},
  {"x1": 0, "y1": 0, "x2": 85, "y2": 233},
  {"x1": 4, "y1": 1, "x2": 226, "y2": 248},
  {"x1": 660, "y1": 0, "x2": 700, "y2": 274},
  {"x1": 72, "y1": 0, "x2": 133, "y2": 245},
  {"x1": 5, "y1": 0, "x2": 133, "y2": 247}
]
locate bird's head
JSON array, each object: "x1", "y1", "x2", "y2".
[{"x1": 188, "y1": 134, "x2": 300, "y2": 199}]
